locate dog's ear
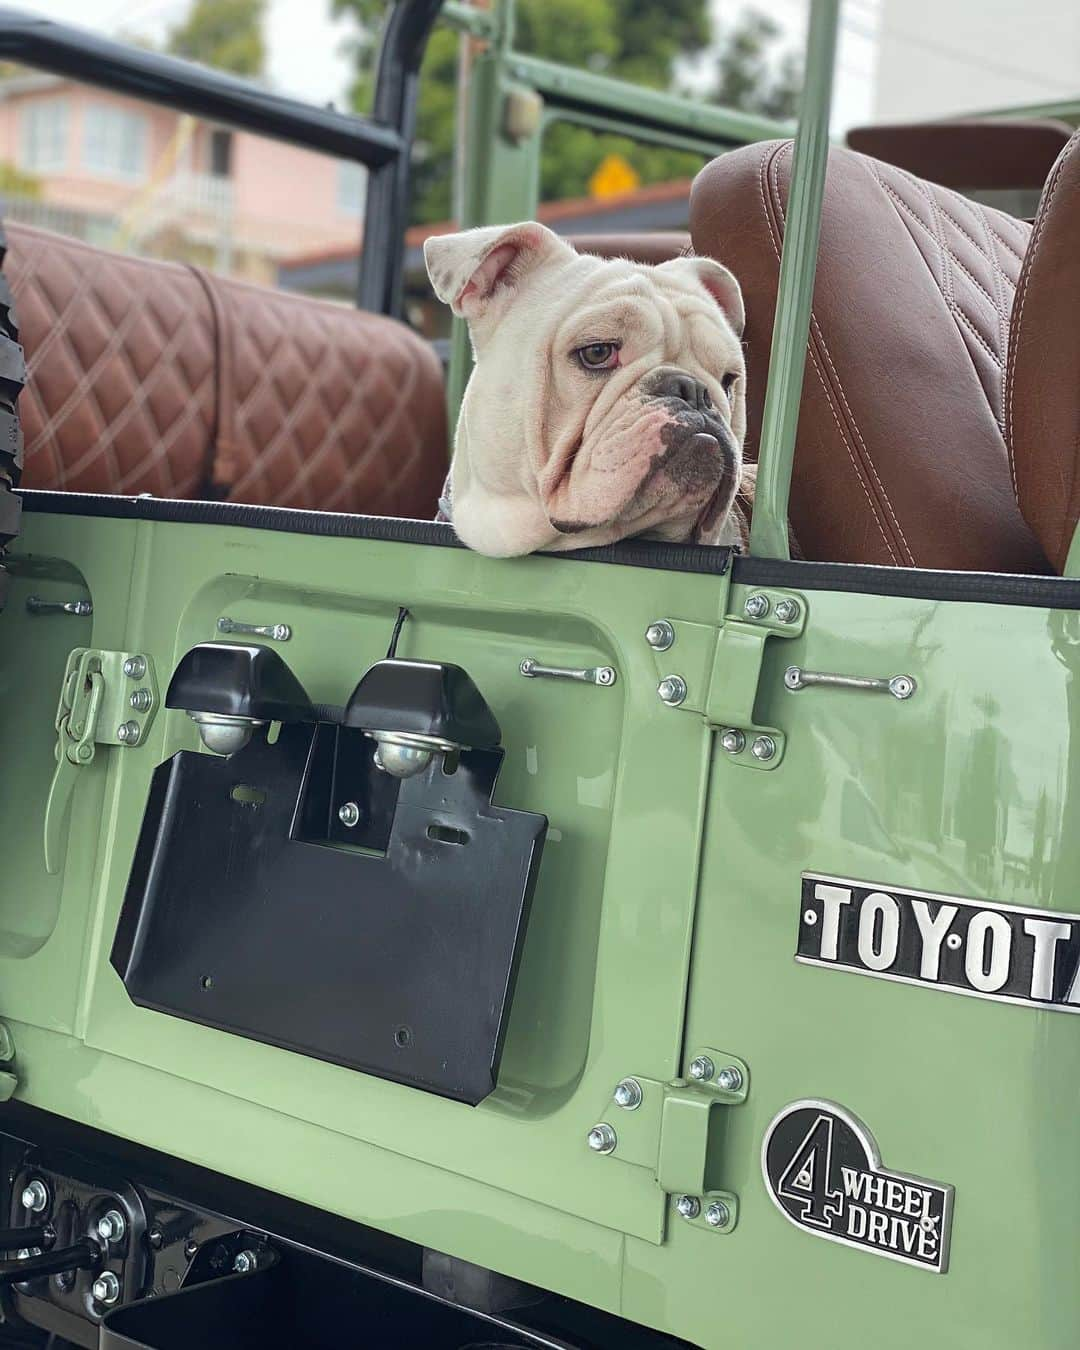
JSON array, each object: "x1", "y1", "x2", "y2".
[
  {"x1": 661, "y1": 256, "x2": 745, "y2": 338},
  {"x1": 424, "y1": 223, "x2": 574, "y2": 321}
]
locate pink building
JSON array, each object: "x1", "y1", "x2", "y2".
[{"x1": 0, "y1": 71, "x2": 367, "y2": 284}]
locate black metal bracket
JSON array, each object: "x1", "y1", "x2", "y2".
[{"x1": 112, "y1": 669, "x2": 546, "y2": 1105}]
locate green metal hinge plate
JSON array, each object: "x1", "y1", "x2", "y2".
[
  {"x1": 646, "y1": 589, "x2": 806, "y2": 769},
  {"x1": 43, "y1": 648, "x2": 159, "y2": 874},
  {"x1": 588, "y1": 1049, "x2": 749, "y2": 1236}
]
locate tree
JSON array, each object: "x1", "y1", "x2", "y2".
[
  {"x1": 710, "y1": 9, "x2": 802, "y2": 122},
  {"x1": 166, "y1": 0, "x2": 267, "y2": 79},
  {"x1": 331, "y1": 0, "x2": 800, "y2": 225},
  {"x1": 332, "y1": 0, "x2": 708, "y2": 224}
]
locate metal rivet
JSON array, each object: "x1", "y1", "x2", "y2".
[
  {"x1": 129, "y1": 688, "x2": 152, "y2": 713},
  {"x1": 586, "y1": 1123, "x2": 617, "y2": 1154},
  {"x1": 613, "y1": 1078, "x2": 642, "y2": 1111},
  {"x1": 705, "y1": 1201, "x2": 730, "y2": 1228},
  {"x1": 645, "y1": 619, "x2": 674, "y2": 652},
  {"x1": 720, "y1": 728, "x2": 745, "y2": 754},
  {"x1": 687, "y1": 1055, "x2": 715, "y2": 1082},
  {"x1": 803, "y1": 909, "x2": 818, "y2": 925},
  {"x1": 675, "y1": 1195, "x2": 700, "y2": 1220},
  {"x1": 889, "y1": 675, "x2": 917, "y2": 700},
  {"x1": 122, "y1": 656, "x2": 146, "y2": 680},
  {"x1": 117, "y1": 720, "x2": 141, "y2": 745},
  {"x1": 744, "y1": 594, "x2": 770, "y2": 619},
  {"x1": 96, "y1": 1209, "x2": 126, "y2": 1244},
  {"x1": 946, "y1": 933, "x2": 962, "y2": 951},
  {"x1": 20, "y1": 1180, "x2": 48, "y2": 1213},
  {"x1": 657, "y1": 675, "x2": 687, "y2": 707},
  {"x1": 774, "y1": 598, "x2": 800, "y2": 624},
  {"x1": 751, "y1": 735, "x2": 776, "y2": 761},
  {"x1": 716, "y1": 1065, "x2": 743, "y2": 1092},
  {"x1": 233, "y1": 1249, "x2": 259, "y2": 1274},
  {"x1": 92, "y1": 1271, "x2": 120, "y2": 1305},
  {"x1": 338, "y1": 801, "x2": 360, "y2": 828},
  {"x1": 184, "y1": 1239, "x2": 199, "y2": 1259}
]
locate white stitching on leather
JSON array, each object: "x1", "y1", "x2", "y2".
[
  {"x1": 1005, "y1": 144, "x2": 1070, "y2": 501},
  {"x1": 767, "y1": 147, "x2": 905, "y2": 563}
]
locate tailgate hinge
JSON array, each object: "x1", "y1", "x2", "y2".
[
  {"x1": 645, "y1": 588, "x2": 805, "y2": 769},
  {"x1": 586, "y1": 1049, "x2": 749, "y2": 1236},
  {"x1": 44, "y1": 648, "x2": 159, "y2": 874}
]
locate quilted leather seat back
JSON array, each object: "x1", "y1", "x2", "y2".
[
  {"x1": 690, "y1": 141, "x2": 1050, "y2": 572},
  {"x1": 6, "y1": 222, "x2": 448, "y2": 519}
]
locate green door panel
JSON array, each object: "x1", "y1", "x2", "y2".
[{"x1": 3, "y1": 507, "x2": 1080, "y2": 1350}]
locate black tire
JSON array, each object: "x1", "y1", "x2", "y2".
[{"x1": 0, "y1": 224, "x2": 25, "y2": 612}]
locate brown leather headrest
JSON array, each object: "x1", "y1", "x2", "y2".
[
  {"x1": 1006, "y1": 128, "x2": 1080, "y2": 572},
  {"x1": 846, "y1": 120, "x2": 1073, "y2": 191}
]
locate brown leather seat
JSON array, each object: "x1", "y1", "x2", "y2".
[
  {"x1": 690, "y1": 140, "x2": 1050, "y2": 572},
  {"x1": 1005, "y1": 128, "x2": 1080, "y2": 573},
  {"x1": 569, "y1": 232, "x2": 691, "y2": 266},
  {"x1": 7, "y1": 222, "x2": 448, "y2": 518}
]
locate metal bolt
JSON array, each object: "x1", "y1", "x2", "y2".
[
  {"x1": 233, "y1": 1249, "x2": 259, "y2": 1274},
  {"x1": 688, "y1": 1055, "x2": 715, "y2": 1082},
  {"x1": 92, "y1": 1271, "x2": 120, "y2": 1306},
  {"x1": 889, "y1": 675, "x2": 916, "y2": 700},
  {"x1": 751, "y1": 735, "x2": 777, "y2": 762},
  {"x1": 716, "y1": 1065, "x2": 743, "y2": 1093},
  {"x1": 705, "y1": 1201, "x2": 730, "y2": 1228},
  {"x1": 657, "y1": 675, "x2": 687, "y2": 707},
  {"x1": 774, "y1": 598, "x2": 800, "y2": 624},
  {"x1": 586, "y1": 1123, "x2": 617, "y2": 1154},
  {"x1": 77, "y1": 744, "x2": 93, "y2": 761},
  {"x1": 720, "y1": 728, "x2": 745, "y2": 754},
  {"x1": 21, "y1": 1180, "x2": 48, "y2": 1214},
  {"x1": 675, "y1": 1195, "x2": 701, "y2": 1220},
  {"x1": 744, "y1": 594, "x2": 770, "y2": 619},
  {"x1": 645, "y1": 620, "x2": 674, "y2": 652},
  {"x1": 184, "y1": 1239, "x2": 199, "y2": 1259},
  {"x1": 116, "y1": 720, "x2": 141, "y2": 745},
  {"x1": 129, "y1": 688, "x2": 152, "y2": 713},
  {"x1": 148, "y1": 1229, "x2": 163, "y2": 1250},
  {"x1": 338, "y1": 801, "x2": 360, "y2": 828},
  {"x1": 96, "y1": 1210, "x2": 126, "y2": 1244},
  {"x1": 613, "y1": 1078, "x2": 642, "y2": 1110},
  {"x1": 122, "y1": 656, "x2": 146, "y2": 680}
]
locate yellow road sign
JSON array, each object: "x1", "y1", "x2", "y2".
[{"x1": 588, "y1": 153, "x2": 641, "y2": 199}]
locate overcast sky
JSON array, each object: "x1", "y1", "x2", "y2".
[{"x1": 21, "y1": 0, "x2": 879, "y2": 129}]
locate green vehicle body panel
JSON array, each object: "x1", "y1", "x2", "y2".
[{"x1": 2, "y1": 506, "x2": 1079, "y2": 1348}]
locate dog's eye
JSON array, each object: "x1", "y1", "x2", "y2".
[
  {"x1": 721, "y1": 371, "x2": 739, "y2": 397},
  {"x1": 575, "y1": 342, "x2": 619, "y2": 371}
]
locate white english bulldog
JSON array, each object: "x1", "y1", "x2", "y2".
[{"x1": 424, "y1": 222, "x2": 749, "y2": 558}]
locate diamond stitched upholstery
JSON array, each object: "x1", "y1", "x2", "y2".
[
  {"x1": 9, "y1": 223, "x2": 215, "y2": 497},
  {"x1": 209, "y1": 274, "x2": 448, "y2": 518},
  {"x1": 6, "y1": 222, "x2": 448, "y2": 518},
  {"x1": 689, "y1": 140, "x2": 1049, "y2": 572}
]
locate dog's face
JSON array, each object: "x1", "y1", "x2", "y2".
[{"x1": 425, "y1": 222, "x2": 746, "y2": 557}]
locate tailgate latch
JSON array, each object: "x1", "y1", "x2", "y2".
[{"x1": 43, "y1": 648, "x2": 158, "y2": 874}]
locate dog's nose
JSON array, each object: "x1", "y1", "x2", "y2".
[{"x1": 648, "y1": 368, "x2": 713, "y2": 412}]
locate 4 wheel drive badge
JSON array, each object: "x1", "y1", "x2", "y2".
[{"x1": 762, "y1": 1101, "x2": 953, "y2": 1273}]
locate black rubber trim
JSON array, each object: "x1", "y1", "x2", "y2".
[
  {"x1": 734, "y1": 555, "x2": 1080, "y2": 609},
  {"x1": 18, "y1": 491, "x2": 735, "y2": 575},
  {"x1": 0, "y1": 482, "x2": 20, "y2": 539}
]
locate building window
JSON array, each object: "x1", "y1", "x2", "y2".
[
  {"x1": 83, "y1": 103, "x2": 148, "y2": 180},
  {"x1": 337, "y1": 162, "x2": 366, "y2": 217},
  {"x1": 18, "y1": 97, "x2": 69, "y2": 173},
  {"x1": 209, "y1": 129, "x2": 232, "y2": 178}
]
